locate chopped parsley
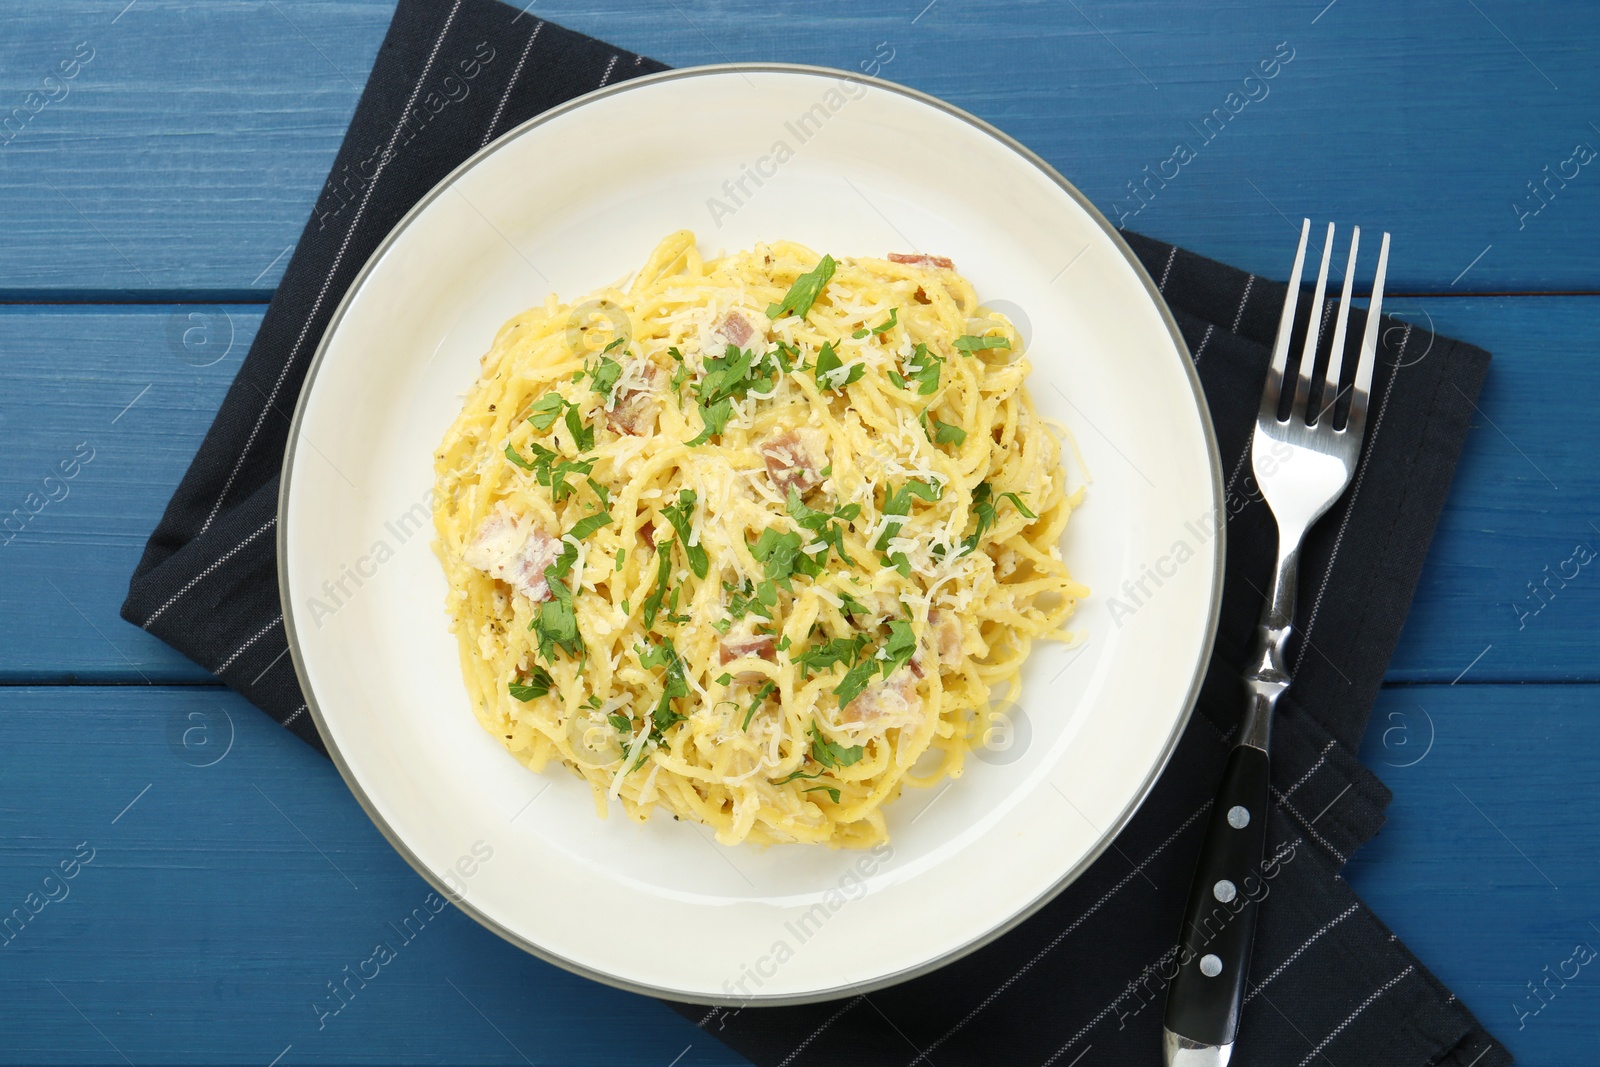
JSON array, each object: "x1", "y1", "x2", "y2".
[
  {"x1": 547, "y1": 539, "x2": 578, "y2": 581},
  {"x1": 770, "y1": 341, "x2": 804, "y2": 374},
  {"x1": 667, "y1": 346, "x2": 690, "y2": 394},
  {"x1": 766, "y1": 254, "x2": 837, "y2": 320},
  {"x1": 684, "y1": 343, "x2": 790, "y2": 449},
  {"x1": 797, "y1": 615, "x2": 919, "y2": 707},
  {"x1": 524, "y1": 390, "x2": 595, "y2": 450},
  {"x1": 834, "y1": 657, "x2": 880, "y2": 706},
  {"x1": 504, "y1": 441, "x2": 539, "y2": 470},
  {"x1": 786, "y1": 488, "x2": 859, "y2": 567},
  {"x1": 545, "y1": 457, "x2": 594, "y2": 503},
  {"x1": 681, "y1": 339, "x2": 803, "y2": 448},
  {"x1": 526, "y1": 392, "x2": 566, "y2": 431},
  {"x1": 874, "y1": 479, "x2": 942, "y2": 551},
  {"x1": 838, "y1": 591, "x2": 873, "y2": 618},
  {"x1": 530, "y1": 570, "x2": 583, "y2": 663},
  {"x1": 809, "y1": 721, "x2": 865, "y2": 769},
  {"x1": 953, "y1": 334, "x2": 1011, "y2": 354},
  {"x1": 511, "y1": 396, "x2": 597, "y2": 500},
  {"x1": 750, "y1": 527, "x2": 820, "y2": 583},
  {"x1": 852, "y1": 307, "x2": 898, "y2": 339},
  {"x1": 795, "y1": 633, "x2": 872, "y2": 679},
  {"x1": 588, "y1": 356, "x2": 623, "y2": 398},
  {"x1": 508, "y1": 666, "x2": 554, "y2": 701},
  {"x1": 925, "y1": 409, "x2": 967, "y2": 445},
  {"x1": 883, "y1": 619, "x2": 918, "y2": 675},
  {"x1": 660, "y1": 489, "x2": 710, "y2": 579},
  {"x1": 811, "y1": 524, "x2": 854, "y2": 567},
  {"x1": 720, "y1": 578, "x2": 774, "y2": 630},
  {"x1": 585, "y1": 476, "x2": 611, "y2": 508},
  {"x1": 567, "y1": 510, "x2": 612, "y2": 540},
  {"x1": 787, "y1": 488, "x2": 861, "y2": 529},
  {"x1": 742, "y1": 681, "x2": 778, "y2": 730},
  {"x1": 638, "y1": 637, "x2": 689, "y2": 743},
  {"x1": 563, "y1": 402, "x2": 595, "y2": 453},
  {"x1": 698, "y1": 345, "x2": 771, "y2": 404},
  {"x1": 959, "y1": 481, "x2": 1038, "y2": 555},
  {"x1": 686, "y1": 395, "x2": 733, "y2": 447},
  {"x1": 641, "y1": 538, "x2": 674, "y2": 629},
  {"x1": 888, "y1": 343, "x2": 943, "y2": 396},
  {"x1": 508, "y1": 438, "x2": 595, "y2": 503},
  {"x1": 813, "y1": 341, "x2": 865, "y2": 392},
  {"x1": 773, "y1": 767, "x2": 828, "y2": 787}
]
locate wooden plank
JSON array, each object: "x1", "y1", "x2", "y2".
[
  {"x1": 1346, "y1": 682, "x2": 1600, "y2": 1066},
  {"x1": 3, "y1": 298, "x2": 1595, "y2": 682},
  {"x1": 1382, "y1": 296, "x2": 1600, "y2": 683},
  {"x1": 0, "y1": 306, "x2": 259, "y2": 683},
  {"x1": 0, "y1": 685, "x2": 747, "y2": 1066},
  {"x1": 0, "y1": 681, "x2": 1588, "y2": 1064},
  {"x1": 1, "y1": 1, "x2": 1597, "y2": 295}
]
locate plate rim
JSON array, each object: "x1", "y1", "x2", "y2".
[{"x1": 276, "y1": 61, "x2": 1226, "y2": 1006}]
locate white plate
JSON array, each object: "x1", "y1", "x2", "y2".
[{"x1": 280, "y1": 65, "x2": 1222, "y2": 1005}]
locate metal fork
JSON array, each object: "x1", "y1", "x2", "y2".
[{"x1": 1162, "y1": 219, "x2": 1391, "y2": 1067}]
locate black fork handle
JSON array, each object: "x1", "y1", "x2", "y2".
[{"x1": 1163, "y1": 744, "x2": 1271, "y2": 1048}]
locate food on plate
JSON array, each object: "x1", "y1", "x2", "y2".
[{"x1": 431, "y1": 231, "x2": 1086, "y2": 846}]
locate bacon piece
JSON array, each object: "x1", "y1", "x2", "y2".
[
  {"x1": 716, "y1": 311, "x2": 755, "y2": 348},
  {"x1": 720, "y1": 634, "x2": 775, "y2": 663},
  {"x1": 928, "y1": 609, "x2": 963, "y2": 661},
  {"x1": 889, "y1": 252, "x2": 955, "y2": 270},
  {"x1": 639, "y1": 521, "x2": 657, "y2": 550},
  {"x1": 461, "y1": 506, "x2": 562, "y2": 603},
  {"x1": 909, "y1": 610, "x2": 963, "y2": 678},
  {"x1": 758, "y1": 427, "x2": 828, "y2": 497},
  {"x1": 841, "y1": 668, "x2": 922, "y2": 730},
  {"x1": 719, "y1": 631, "x2": 777, "y2": 683},
  {"x1": 605, "y1": 361, "x2": 665, "y2": 436}
]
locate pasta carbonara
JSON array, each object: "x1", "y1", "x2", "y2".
[{"x1": 431, "y1": 231, "x2": 1086, "y2": 847}]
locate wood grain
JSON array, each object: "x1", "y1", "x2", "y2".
[
  {"x1": 0, "y1": 682, "x2": 1587, "y2": 1065},
  {"x1": 1347, "y1": 683, "x2": 1600, "y2": 1067},
  {"x1": 0, "y1": 306, "x2": 256, "y2": 682},
  {"x1": 0, "y1": 685, "x2": 743, "y2": 1066},
  {"x1": 1, "y1": 1, "x2": 1597, "y2": 294}
]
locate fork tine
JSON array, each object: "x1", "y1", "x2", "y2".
[
  {"x1": 1344, "y1": 231, "x2": 1391, "y2": 439},
  {"x1": 1318, "y1": 227, "x2": 1361, "y2": 425},
  {"x1": 1263, "y1": 219, "x2": 1312, "y2": 418},
  {"x1": 1290, "y1": 222, "x2": 1336, "y2": 421}
]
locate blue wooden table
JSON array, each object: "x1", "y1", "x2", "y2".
[{"x1": 2, "y1": 2, "x2": 1597, "y2": 1063}]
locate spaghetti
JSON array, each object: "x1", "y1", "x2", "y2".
[{"x1": 431, "y1": 231, "x2": 1086, "y2": 847}]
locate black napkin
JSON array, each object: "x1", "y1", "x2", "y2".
[{"x1": 121, "y1": 0, "x2": 1508, "y2": 1063}]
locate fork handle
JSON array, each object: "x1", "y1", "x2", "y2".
[
  {"x1": 1163, "y1": 743, "x2": 1272, "y2": 1054},
  {"x1": 1164, "y1": 533, "x2": 1296, "y2": 1063}
]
